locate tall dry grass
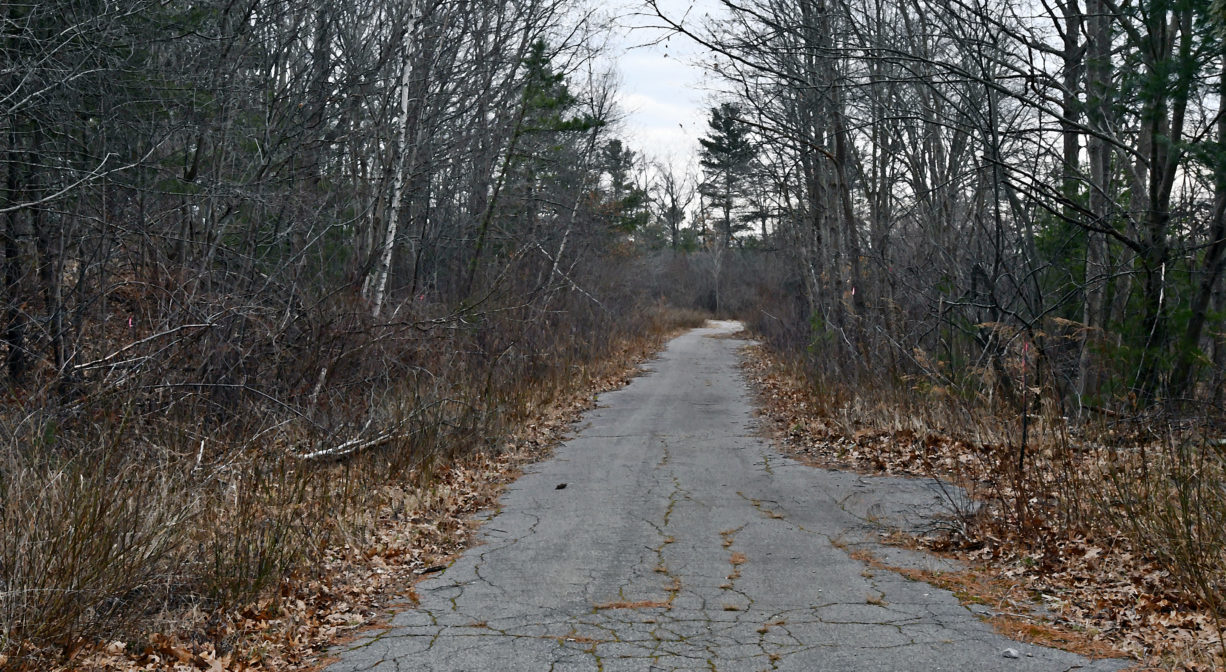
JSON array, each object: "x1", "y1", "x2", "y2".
[{"x1": 0, "y1": 251, "x2": 707, "y2": 668}]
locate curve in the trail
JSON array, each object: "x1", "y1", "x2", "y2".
[{"x1": 327, "y1": 320, "x2": 1123, "y2": 672}]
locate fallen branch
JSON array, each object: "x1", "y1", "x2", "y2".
[
  {"x1": 290, "y1": 397, "x2": 472, "y2": 461},
  {"x1": 72, "y1": 323, "x2": 214, "y2": 373},
  {"x1": 291, "y1": 431, "x2": 404, "y2": 461}
]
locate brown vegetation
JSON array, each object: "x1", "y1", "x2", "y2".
[
  {"x1": 6, "y1": 0, "x2": 1226, "y2": 668},
  {"x1": 1, "y1": 0, "x2": 714, "y2": 665},
  {"x1": 745, "y1": 342, "x2": 1226, "y2": 670},
  {"x1": 3, "y1": 304, "x2": 704, "y2": 671}
]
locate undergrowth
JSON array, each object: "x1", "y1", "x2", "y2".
[
  {"x1": 0, "y1": 254, "x2": 707, "y2": 670},
  {"x1": 743, "y1": 325, "x2": 1226, "y2": 670}
]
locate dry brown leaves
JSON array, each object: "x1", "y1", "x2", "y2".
[
  {"x1": 63, "y1": 331, "x2": 675, "y2": 672},
  {"x1": 741, "y1": 344, "x2": 1226, "y2": 672}
]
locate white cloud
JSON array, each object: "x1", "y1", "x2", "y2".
[
  {"x1": 618, "y1": 93, "x2": 694, "y2": 124},
  {"x1": 602, "y1": 0, "x2": 727, "y2": 172}
]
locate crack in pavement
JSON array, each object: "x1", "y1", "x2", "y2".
[{"x1": 325, "y1": 321, "x2": 1125, "y2": 672}]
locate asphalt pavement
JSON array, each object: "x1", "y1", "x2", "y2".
[{"x1": 326, "y1": 320, "x2": 1123, "y2": 672}]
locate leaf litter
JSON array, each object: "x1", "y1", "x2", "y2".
[
  {"x1": 741, "y1": 343, "x2": 1225, "y2": 672},
  {"x1": 63, "y1": 333, "x2": 680, "y2": 672}
]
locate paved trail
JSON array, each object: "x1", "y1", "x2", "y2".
[{"x1": 328, "y1": 321, "x2": 1122, "y2": 672}]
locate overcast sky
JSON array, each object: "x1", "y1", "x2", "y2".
[{"x1": 599, "y1": 0, "x2": 725, "y2": 174}]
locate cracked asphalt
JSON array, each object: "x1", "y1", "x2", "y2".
[{"x1": 327, "y1": 321, "x2": 1124, "y2": 672}]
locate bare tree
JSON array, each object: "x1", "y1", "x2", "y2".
[
  {"x1": 649, "y1": 0, "x2": 1225, "y2": 408},
  {"x1": 650, "y1": 160, "x2": 697, "y2": 252}
]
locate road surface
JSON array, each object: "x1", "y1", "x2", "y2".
[{"x1": 327, "y1": 321, "x2": 1121, "y2": 671}]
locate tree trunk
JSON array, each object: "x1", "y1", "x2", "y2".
[
  {"x1": 1170, "y1": 59, "x2": 1226, "y2": 398},
  {"x1": 1077, "y1": 0, "x2": 1110, "y2": 408},
  {"x1": 2, "y1": 132, "x2": 29, "y2": 384},
  {"x1": 369, "y1": 4, "x2": 420, "y2": 317}
]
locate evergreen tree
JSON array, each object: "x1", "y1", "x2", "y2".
[
  {"x1": 698, "y1": 103, "x2": 756, "y2": 248},
  {"x1": 473, "y1": 39, "x2": 604, "y2": 271},
  {"x1": 600, "y1": 139, "x2": 650, "y2": 232}
]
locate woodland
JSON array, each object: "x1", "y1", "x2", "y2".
[{"x1": 2, "y1": 0, "x2": 1225, "y2": 668}]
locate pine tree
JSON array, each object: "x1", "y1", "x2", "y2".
[
  {"x1": 698, "y1": 103, "x2": 755, "y2": 248},
  {"x1": 600, "y1": 139, "x2": 650, "y2": 232}
]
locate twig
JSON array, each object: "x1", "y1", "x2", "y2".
[{"x1": 73, "y1": 323, "x2": 214, "y2": 372}]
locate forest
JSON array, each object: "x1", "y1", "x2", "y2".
[{"x1": 2, "y1": 0, "x2": 1224, "y2": 668}]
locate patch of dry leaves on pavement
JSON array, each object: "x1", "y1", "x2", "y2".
[
  {"x1": 57, "y1": 334, "x2": 676, "y2": 672},
  {"x1": 741, "y1": 343, "x2": 1226, "y2": 672}
]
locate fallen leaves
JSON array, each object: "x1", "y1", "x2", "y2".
[
  {"x1": 61, "y1": 330, "x2": 679, "y2": 672},
  {"x1": 742, "y1": 343, "x2": 1226, "y2": 671}
]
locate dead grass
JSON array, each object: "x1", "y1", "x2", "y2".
[
  {"x1": 719, "y1": 527, "x2": 739, "y2": 549},
  {"x1": 1, "y1": 299, "x2": 709, "y2": 671},
  {"x1": 744, "y1": 342, "x2": 1226, "y2": 671},
  {"x1": 850, "y1": 547, "x2": 1124, "y2": 660}
]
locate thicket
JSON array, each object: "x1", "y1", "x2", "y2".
[{"x1": 0, "y1": 0, "x2": 705, "y2": 665}]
